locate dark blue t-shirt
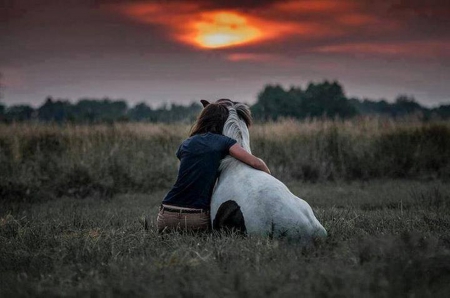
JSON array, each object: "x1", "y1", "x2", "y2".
[{"x1": 162, "y1": 133, "x2": 237, "y2": 210}]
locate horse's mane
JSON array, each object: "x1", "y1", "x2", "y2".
[{"x1": 219, "y1": 102, "x2": 252, "y2": 172}]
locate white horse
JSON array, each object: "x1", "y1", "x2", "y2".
[{"x1": 202, "y1": 99, "x2": 327, "y2": 244}]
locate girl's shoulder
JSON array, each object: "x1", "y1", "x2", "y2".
[
  {"x1": 184, "y1": 133, "x2": 234, "y2": 148},
  {"x1": 205, "y1": 133, "x2": 237, "y2": 150},
  {"x1": 203, "y1": 132, "x2": 234, "y2": 143}
]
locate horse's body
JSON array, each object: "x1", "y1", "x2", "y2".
[{"x1": 208, "y1": 100, "x2": 327, "y2": 243}]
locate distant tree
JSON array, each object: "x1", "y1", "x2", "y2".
[
  {"x1": 376, "y1": 100, "x2": 393, "y2": 115},
  {"x1": 187, "y1": 102, "x2": 203, "y2": 121},
  {"x1": 5, "y1": 105, "x2": 35, "y2": 122},
  {"x1": 170, "y1": 102, "x2": 202, "y2": 122},
  {"x1": 108, "y1": 99, "x2": 128, "y2": 122},
  {"x1": 73, "y1": 98, "x2": 128, "y2": 123},
  {"x1": 128, "y1": 102, "x2": 155, "y2": 121},
  {"x1": 349, "y1": 94, "x2": 436, "y2": 119},
  {"x1": 252, "y1": 81, "x2": 358, "y2": 121},
  {"x1": 302, "y1": 81, "x2": 358, "y2": 119},
  {"x1": 286, "y1": 86, "x2": 305, "y2": 118},
  {"x1": 350, "y1": 98, "x2": 393, "y2": 115},
  {"x1": 37, "y1": 97, "x2": 74, "y2": 122},
  {"x1": 391, "y1": 95, "x2": 424, "y2": 117},
  {"x1": 432, "y1": 104, "x2": 450, "y2": 120},
  {"x1": 0, "y1": 102, "x2": 5, "y2": 122},
  {"x1": 152, "y1": 102, "x2": 202, "y2": 123},
  {"x1": 252, "y1": 84, "x2": 294, "y2": 120}
]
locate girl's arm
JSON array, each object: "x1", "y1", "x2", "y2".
[{"x1": 229, "y1": 144, "x2": 271, "y2": 175}]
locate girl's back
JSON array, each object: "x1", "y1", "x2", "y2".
[{"x1": 162, "y1": 132, "x2": 236, "y2": 210}]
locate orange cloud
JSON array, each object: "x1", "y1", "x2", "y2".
[
  {"x1": 108, "y1": 1, "x2": 343, "y2": 49},
  {"x1": 115, "y1": 2, "x2": 197, "y2": 27},
  {"x1": 273, "y1": 0, "x2": 354, "y2": 13}
]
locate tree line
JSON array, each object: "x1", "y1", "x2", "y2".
[
  {"x1": 0, "y1": 98, "x2": 202, "y2": 124},
  {"x1": 252, "y1": 81, "x2": 450, "y2": 120},
  {"x1": 1, "y1": 80, "x2": 449, "y2": 123}
]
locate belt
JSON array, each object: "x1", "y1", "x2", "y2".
[{"x1": 160, "y1": 205, "x2": 209, "y2": 214}]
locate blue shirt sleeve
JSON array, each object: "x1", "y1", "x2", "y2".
[
  {"x1": 217, "y1": 135, "x2": 237, "y2": 152},
  {"x1": 175, "y1": 144, "x2": 182, "y2": 160}
]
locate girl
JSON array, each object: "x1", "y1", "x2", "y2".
[{"x1": 157, "y1": 102, "x2": 270, "y2": 233}]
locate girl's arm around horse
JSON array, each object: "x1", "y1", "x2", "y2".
[{"x1": 229, "y1": 144, "x2": 271, "y2": 175}]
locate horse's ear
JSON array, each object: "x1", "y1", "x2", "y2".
[{"x1": 200, "y1": 100, "x2": 210, "y2": 107}]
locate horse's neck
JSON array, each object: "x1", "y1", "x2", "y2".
[
  {"x1": 220, "y1": 107, "x2": 252, "y2": 174},
  {"x1": 223, "y1": 132, "x2": 251, "y2": 152},
  {"x1": 218, "y1": 156, "x2": 248, "y2": 176},
  {"x1": 222, "y1": 112, "x2": 251, "y2": 154}
]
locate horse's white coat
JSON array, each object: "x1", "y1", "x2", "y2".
[{"x1": 211, "y1": 103, "x2": 327, "y2": 243}]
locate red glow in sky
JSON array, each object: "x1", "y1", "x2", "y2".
[{"x1": 191, "y1": 12, "x2": 263, "y2": 48}]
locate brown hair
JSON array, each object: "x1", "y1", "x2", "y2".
[
  {"x1": 216, "y1": 99, "x2": 252, "y2": 127},
  {"x1": 189, "y1": 103, "x2": 229, "y2": 136}
]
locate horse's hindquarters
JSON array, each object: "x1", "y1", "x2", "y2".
[{"x1": 212, "y1": 167, "x2": 327, "y2": 242}]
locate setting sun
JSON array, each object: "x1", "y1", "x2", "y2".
[
  {"x1": 113, "y1": 3, "x2": 300, "y2": 50},
  {"x1": 191, "y1": 12, "x2": 262, "y2": 48}
]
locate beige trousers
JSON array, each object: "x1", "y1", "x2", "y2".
[{"x1": 157, "y1": 204, "x2": 211, "y2": 233}]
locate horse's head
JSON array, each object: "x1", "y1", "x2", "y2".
[
  {"x1": 201, "y1": 99, "x2": 252, "y2": 153},
  {"x1": 201, "y1": 99, "x2": 252, "y2": 127}
]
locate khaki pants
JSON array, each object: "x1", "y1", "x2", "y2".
[{"x1": 157, "y1": 204, "x2": 211, "y2": 233}]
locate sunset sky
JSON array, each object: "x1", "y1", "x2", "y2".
[{"x1": 1, "y1": 0, "x2": 449, "y2": 107}]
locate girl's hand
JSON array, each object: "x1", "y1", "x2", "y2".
[{"x1": 258, "y1": 158, "x2": 271, "y2": 175}]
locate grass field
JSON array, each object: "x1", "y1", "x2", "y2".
[
  {"x1": 1, "y1": 180, "x2": 450, "y2": 297},
  {"x1": 1, "y1": 120, "x2": 450, "y2": 297}
]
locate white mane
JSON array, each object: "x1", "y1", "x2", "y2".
[{"x1": 219, "y1": 103, "x2": 251, "y2": 172}]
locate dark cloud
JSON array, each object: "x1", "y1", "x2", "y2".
[
  {"x1": 387, "y1": 0, "x2": 450, "y2": 18},
  {"x1": 94, "y1": 0, "x2": 277, "y2": 9}
]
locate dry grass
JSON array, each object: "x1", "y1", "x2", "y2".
[
  {"x1": 1, "y1": 119, "x2": 449, "y2": 203},
  {"x1": 250, "y1": 116, "x2": 449, "y2": 138}
]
